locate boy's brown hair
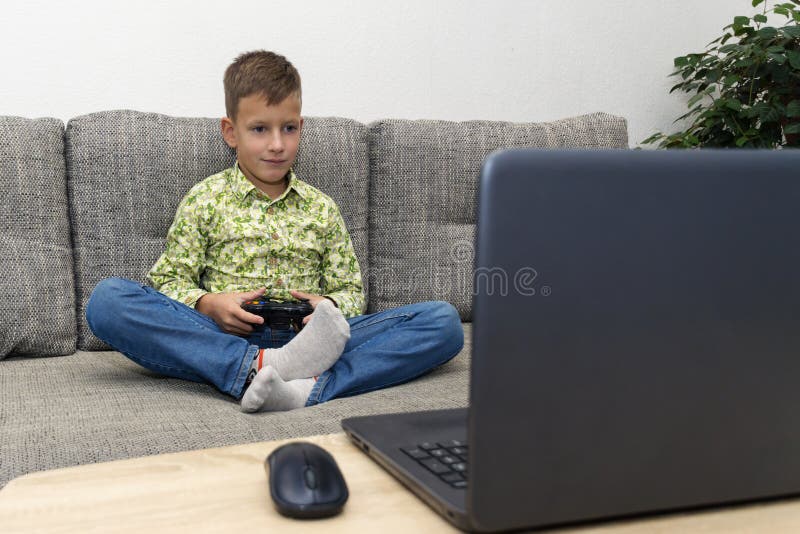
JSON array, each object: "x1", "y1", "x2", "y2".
[{"x1": 223, "y1": 50, "x2": 302, "y2": 120}]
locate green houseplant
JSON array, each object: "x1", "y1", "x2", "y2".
[{"x1": 644, "y1": 0, "x2": 800, "y2": 148}]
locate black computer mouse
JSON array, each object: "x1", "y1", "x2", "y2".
[{"x1": 266, "y1": 441, "x2": 349, "y2": 518}]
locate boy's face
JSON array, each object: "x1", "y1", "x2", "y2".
[{"x1": 221, "y1": 92, "x2": 303, "y2": 195}]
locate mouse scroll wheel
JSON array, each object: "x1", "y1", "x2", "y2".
[{"x1": 304, "y1": 467, "x2": 318, "y2": 489}]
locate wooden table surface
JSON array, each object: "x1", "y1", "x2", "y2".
[{"x1": 2, "y1": 432, "x2": 800, "y2": 533}]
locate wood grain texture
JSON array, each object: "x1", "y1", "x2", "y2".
[{"x1": 2, "y1": 433, "x2": 800, "y2": 533}]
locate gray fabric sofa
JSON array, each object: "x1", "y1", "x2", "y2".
[{"x1": 0, "y1": 111, "x2": 628, "y2": 488}]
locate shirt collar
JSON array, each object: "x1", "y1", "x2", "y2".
[{"x1": 229, "y1": 162, "x2": 309, "y2": 202}]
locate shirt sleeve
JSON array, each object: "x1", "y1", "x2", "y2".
[
  {"x1": 147, "y1": 189, "x2": 210, "y2": 308},
  {"x1": 320, "y1": 202, "x2": 366, "y2": 318}
]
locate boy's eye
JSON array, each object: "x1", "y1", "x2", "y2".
[
  {"x1": 284, "y1": 125, "x2": 297, "y2": 133},
  {"x1": 253, "y1": 126, "x2": 266, "y2": 133}
]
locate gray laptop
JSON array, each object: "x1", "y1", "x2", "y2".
[{"x1": 342, "y1": 148, "x2": 800, "y2": 532}]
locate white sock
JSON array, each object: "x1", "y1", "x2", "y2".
[
  {"x1": 247, "y1": 299, "x2": 350, "y2": 381},
  {"x1": 240, "y1": 366, "x2": 315, "y2": 412}
]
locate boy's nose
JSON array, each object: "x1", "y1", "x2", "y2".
[{"x1": 267, "y1": 135, "x2": 284, "y2": 152}]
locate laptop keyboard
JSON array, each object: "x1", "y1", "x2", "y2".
[{"x1": 401, "y1": 440, "x2": 468, "y2": 489}]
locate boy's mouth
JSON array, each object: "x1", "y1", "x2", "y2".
[{"x1": 263, "y1": 159, "x2": 287, "y2": 165}]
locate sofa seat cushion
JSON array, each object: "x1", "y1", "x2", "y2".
[
  {"x1": 0, "y1": 324, "x2": 470, "y2": 488},
  {"x1": 66, "y1": 111, "x2": 369, "y2": 350},
  {"x1": 0, "y1": 116, "x2": 75, "y2": 359},
  {"x1": 367, "y1": 112, "x2": 629, "y2": 319}
]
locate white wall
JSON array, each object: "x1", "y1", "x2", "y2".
[{"x1": 0, "y1": 0, "x2": 760, "y2": 147}]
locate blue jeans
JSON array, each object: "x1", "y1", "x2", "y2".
[{"x1": 85, "y1": 278, "x2": 464, "y2": 406}]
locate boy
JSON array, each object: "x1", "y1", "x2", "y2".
[{"x1": 86, "y1": 50, "x2": 463, "y2": 412}]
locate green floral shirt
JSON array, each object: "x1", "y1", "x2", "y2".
[{"x1": 147, "y1": 164, "x2": 365, "y2": 318}]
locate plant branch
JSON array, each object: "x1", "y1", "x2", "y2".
[{"x1": 642, "y1": 0, "x2": 799, "y2": 148}]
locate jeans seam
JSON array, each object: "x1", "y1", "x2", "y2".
[
  {"x1": 305, "y1": 312, "x2": 422, "y2": 405},
  {"x1": 306, "y1": 373, "x2": 332, "y2": 406},
  {"x1": 233, "y1": 343, "x2": 261, "y2": 399},
  {"x1": 156, "y1": 292, "x2": 220, "y2": 332},
  {"x1": 348, "y1": 312, "x2": 414, "y2": 333},
  {"x1": 343, "y1": 339, "x2": 464, "y2": 398},
  {"x1": 91, "y1": 327, "x2": 206, "y2": 381},
  {"x1": 342, "y1": 313, "x2": 416, "y2": 357}
]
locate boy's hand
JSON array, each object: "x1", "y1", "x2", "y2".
[
  {"x1": 290, "y1": 290, "x2": 329, "y2": 325},
  {"x1": 196, "y1": 288, "x2": 266, "y2": 335}
]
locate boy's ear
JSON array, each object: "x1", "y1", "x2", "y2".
[{"x1": 221, "y1": 117, "x2": 237, "y2": 149}]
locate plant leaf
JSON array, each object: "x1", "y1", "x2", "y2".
[
  {"x1": 642, "y1": 133, "x2": 665, "y2": 145},
  {"x1": 722, "y1": 74, "x2": 741, "y2": 86},
  {"x1": 747, "y1": 102, "x2": 781, "y2": 123},
  {"x1": 769, "y1": 52, "x2": 788, "y2": 64},
  {"x1": 787, "y1": 100, "x2": 800, "y2": 118},
  {"x1": 754, "y1": 14, "x2": 768, "y2": 23},
  {"x1": 783, "y1": 26, "x2": 800, "y2": 38},
  {"x1": 687, "y1": 92, "x2": 707, "y2": 107},
  {"x1": 674, "y1": 56, "x2": 689, "y2": 68},
  {"x1": 788, "y1": 50, "x2": 800, "y2": 69},
  {"x1": 725, "y1": 99, "x2": 743, "y2": 111},
  {"x1": 669, "y1": 82, "x2": 686, "y2": 94},
  {"x1": 784, "y1": 123, "x2": 800, "y2": 134},
  {"x1": 676, "y1": 105, "x2": 704, "y2": 122},
  {"x1": 752, "y1": 0, "x2": 765, "y2": 6},
  {"x1": 757, "y1": 27, "x2": 779, "y2": 39}
]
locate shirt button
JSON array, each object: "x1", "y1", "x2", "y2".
[
  {"x1": 276, "y1": 279, "x2": 283, "y2": 287},
  {"x1": 271, "y1": 232, "x2": 279, "y2": 240},
  {"x1": 269, "y1": 257, "x2": 278, "y2": 266},
  {"x1": 267, "y1": 207, "x2": 275, "y2": 215}
]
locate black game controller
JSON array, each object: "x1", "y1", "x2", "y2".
[{"x1": 242, "y1": 299, "x2": 314, "y2": 332}]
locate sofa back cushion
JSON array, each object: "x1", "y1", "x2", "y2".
[
  {"x1": 67, "y1": 111, "x2": 368, "y2": 350},
  {"x1": 0, "y1": 116, "x2": 76, "y2": 359},
  {"x1": 367, "y1": 112, "x2": 628, "y2": 319}
]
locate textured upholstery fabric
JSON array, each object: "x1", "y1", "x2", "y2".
[
  {"x1": 294, "y1": 116, "x2": 370, "y2": 300},
  {"x1": 0, "y1": 117, "x2": 76, "y2": 358},
  {"x1": 66, "y1": 111, "x2": 368, "y2": 350},
  {"x1": 367, "y1": 113, "x2": 629, "y2": 318},
  {"x1": 0, "y1": 324, "x2": 470, "y2": 488}
]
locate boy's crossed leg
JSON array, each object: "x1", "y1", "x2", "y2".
[{"x1": 241, "y1": 299, "x2": 349, "y2": 412}]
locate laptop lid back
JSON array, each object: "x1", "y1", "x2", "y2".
[{"x1": 468, "y1": 149, "x2": 800, "y2": 531}]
